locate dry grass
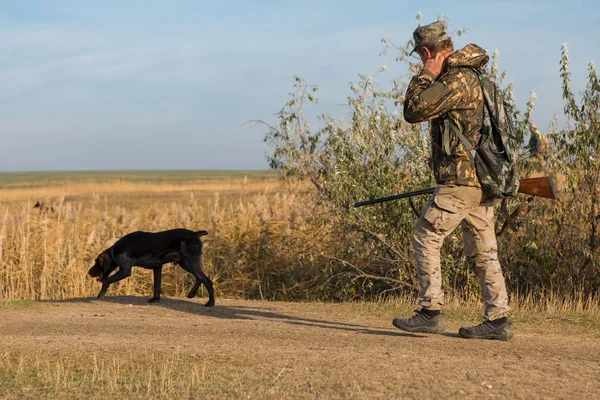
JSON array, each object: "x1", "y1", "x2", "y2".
[
  {"x1": 0, "y1": 179, "x2": 279, "y2": 202},
  {"x1": 0, "y1": 172, "x2": 316, "y2": 302},
  {"x1": 1, "y1": 171, "x2": 598, "y2": 313}
]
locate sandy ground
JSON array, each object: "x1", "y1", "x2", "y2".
[{"x1": 1, "y1": 296, "x2": 599, "y2": 399}]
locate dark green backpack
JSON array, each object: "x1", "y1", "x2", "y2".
[{"x1": 446, "y1": 69, "x2": 520, "y2": 198}]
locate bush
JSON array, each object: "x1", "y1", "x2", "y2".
[{"x1": 261, "y1": 21, "x2": 600, "y2": 301}]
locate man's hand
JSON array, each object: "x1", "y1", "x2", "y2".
[{"x1": 423, "y1": 53, "x2": 445, "y2": 78}]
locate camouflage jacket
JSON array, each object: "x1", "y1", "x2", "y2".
[{"x1": 403, "y1": 44, "x2": 489, "y2": 187}]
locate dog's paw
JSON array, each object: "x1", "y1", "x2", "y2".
[
  {"x1": 204, "y1": 300, "x2": 215, "y2": 307},
  {"x1": 148, "y1": 297, "x2": 160, "y2": 303}
]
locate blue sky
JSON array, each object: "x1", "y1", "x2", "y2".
[{"x1": 1, "y1": 0, "x2": 598, "y2": 171}]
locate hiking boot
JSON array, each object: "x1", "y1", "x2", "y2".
[
  {"x1": 392, "y1": 309, "x2": 446, "y2": 334},
  {"x1": 458, "y1": 319, "x2": 513, "y2": 341}
]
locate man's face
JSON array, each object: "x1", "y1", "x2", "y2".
[{"x1": 530, "y1": 126, "x2": 536, "y2": 133}]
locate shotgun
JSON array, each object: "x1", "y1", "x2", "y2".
[{"x1": 354, "y1": 176, "x2": 557, "y2": 208}]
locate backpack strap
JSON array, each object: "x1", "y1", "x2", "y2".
[
  {"x1": 472, "y1": 68, "x2": 520, "y2": 142},
  {"x1": 442, "y1": 118, "x2": 476, "y2": 163},
  {"x1": 469, "y1": 68, "x2": 496, "y2": 121},
  {"x1": 471, "y1": 68, "x2": 499, "y2": 128},
  {"x1": 449, "y1": 121, "x2": 476, "y2": 162}
]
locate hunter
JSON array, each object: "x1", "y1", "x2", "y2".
[
  {"x1": 528, "y1": 123, "x2": 548, "y2": 169},
  {"x1": 392, "y1": 21, "x2": 512, "y2": 340}
]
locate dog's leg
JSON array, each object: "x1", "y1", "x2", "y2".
[
  {"x1": 98, "y1": 265, "x2": 132, "y2": 299},
  {"x1": 97, "y1": 281, "x2": 109, "y2": 299},
  {"x1": 148, "y1": 267, "x2": 162, "y2": 303},
  {"x1": 186, "y1": 271, "x2": 215, "y2": 307},
  {"x1": 202, "y1": 275, "x2": 215, "y2": 307},
  {"x1": 181, "y1": 258, "x2": 215, "y2": 307}
]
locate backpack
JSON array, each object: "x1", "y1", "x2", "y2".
[{"x1": 444, "y1": 69, "x2": 520, "y2": 198}]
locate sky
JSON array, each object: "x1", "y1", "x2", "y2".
[{"x1": 1, "y1": 0, "x2": 598, "y2": 171}]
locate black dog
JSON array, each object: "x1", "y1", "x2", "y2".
[{"x1": 88, "y1": 229, "x2": 215, "y2": 306}]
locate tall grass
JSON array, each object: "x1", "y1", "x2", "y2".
[
  {"x1": 0, "y1": 174, "x2": 598, "y2": 313},
  {"x1": 0, "y1": 177, "x2": 325, "y2": 302}
]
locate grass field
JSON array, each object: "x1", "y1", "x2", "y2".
[
  {"x1": 0, "y1": 170, "x2": 275, "y2": 189},
  {"x1": 0, "y1": 170, "x2": 599, "y2": 399},
  {"x1": 0, "y1": 170, "x2": 294, "y2": 301},
  {"x1": 0, "y1": 169, "x2": 281, "y2": 207}
]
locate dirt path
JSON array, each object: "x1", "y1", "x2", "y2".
[{"x1": 1, "y1": 297, "x2": 599, "y2": 399}]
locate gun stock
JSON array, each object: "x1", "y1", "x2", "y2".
[{"x1": 517, "y1": 176, "x2": 557, "y2": 199}]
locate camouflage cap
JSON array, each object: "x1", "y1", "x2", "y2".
[{"x1": 410, "y1": 21, "x2": 449, "y2": 55}]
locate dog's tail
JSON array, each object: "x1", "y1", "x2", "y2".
[{"x1": 195, "y1": 230, "x2": 209, "y2": 237}]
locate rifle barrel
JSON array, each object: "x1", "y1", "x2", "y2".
[{"x1": 353, "y1": 188, "x2": 435, "y2": 208}]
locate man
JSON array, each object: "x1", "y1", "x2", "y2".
[
  {"x1": 392, "y1": 21, "x2": 512, "y2": 340},
  {"x1": 528, "y1": 123, "x2": 548, "y2": 169}
]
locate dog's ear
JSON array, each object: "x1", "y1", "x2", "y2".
[
  {"x1": 99, "y1": 252, "x2": 112, "y2": 269},
  {"x1": 196, "y1": 230, "x2": 209, "y2": 237}
]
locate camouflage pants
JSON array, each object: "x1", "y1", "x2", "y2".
[{"x1": 412, "y1": 185, "x2": 510, "y2": 320}]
